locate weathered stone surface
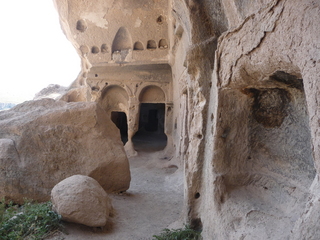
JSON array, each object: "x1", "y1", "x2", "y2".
[
  {"x1": 200, "y1": 0, "x2": 320, "y2": 239},
  {"x1": 290, "y1": 176, "x2": 320, "y2": 240},
  {"x1": 51, "y1": 175, "x2": 111, "y2": 227},
  {"x1": 0, "y1": 139, "x2": 21, "y2": 201},
  {"x1": 33, "y1": 84, "x2": 68, "y2": 100},
  {"x1": 0, "y1": 98, "x2": 130, "y2": 203}
]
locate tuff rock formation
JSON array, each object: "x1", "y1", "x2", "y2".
[
  {"x1": 51, "y1": 175, "x2": 112, "y2": 227},
  {"x1": 0, "y1": 99, "x2": 130, "y2": 203},
  {"x1": 33, "y1": 84, "x2": 68, "y2": 100},
  {"x1": 2, "y1": 0, "x2": 316, "y2": 238},
  {"x1": 200, "y1": 1, "x2": 320, "y2": 239}
]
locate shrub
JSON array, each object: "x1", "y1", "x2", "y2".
[
  {"x1": 0, "y1": 200, "x2": 63, "y2": 240},
  {"x1": 152, "y1": 225, "x2": 202, "y2": 240}
]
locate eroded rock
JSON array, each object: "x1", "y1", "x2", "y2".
[
  {"x1": 0, "y1": 99, "x2": 130, "y2": 203},
  {"x1": 51, "y1": 175, "x2": 112, "y2": 227},
  {"x1": 33, "y1": 84, "x2": 68, "y2": 100}
]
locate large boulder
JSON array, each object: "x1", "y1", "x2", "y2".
[
  {"x1": 51, "y1": 175, "x2": 112, "y2": 227},
  {"x1": 0, "y1": 98, "x2": 130, "y2": 203},
  {"x1": 0, "y1": 139, "x2": 21, "y2": 201}
]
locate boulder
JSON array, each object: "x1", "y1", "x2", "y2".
[
  {"x1": 51, "y1": 175, "x2": 111, "y2": 227},
  {"x1": 0, "y1": 98, "x2": 131, "y2": 203},
  {"x1": 0, "y1": 139, "x2": 21, "y2": 201}
]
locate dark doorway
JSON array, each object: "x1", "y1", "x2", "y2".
[
  {"x1": 145, "y1": 109, "x2": 158, "y2": 132},
  {"x1": 111, "y1": 111, "x2": 128, "y2": 145},
  {"x1": 132, "y1": 103, "x2": 167, "y2": 151}
]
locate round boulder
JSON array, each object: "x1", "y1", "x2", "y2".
[{"x1": 51, "y1": 175, "x2": 112, "y2": 227}]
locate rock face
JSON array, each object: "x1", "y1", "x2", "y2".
[
  {"x1": 51, "y1": 175, "x2": 112, "y2": 227},
  {"x1": 52, "y1": 0, "x2": 320, "y2": 239},
  {"x1": 33, "y1": 84, "x2": 68, "y2": 100},
  {"x1": 200, "y1": 1, "x2": 320, "y2": 239},
  {"x1": 0, "y1": 99, "x2": 130, "y2": 203}
]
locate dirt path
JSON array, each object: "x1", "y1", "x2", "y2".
[{"x1": 49, "y1": 151, "x2": 184, "y2": 240}]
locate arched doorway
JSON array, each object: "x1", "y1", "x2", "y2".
[
  {"x1": 100, "y1": 85, "x2": 129, "y2": 145},
  {"x1": 132, "y1": 85, "x2": 167, "y2": 151}
]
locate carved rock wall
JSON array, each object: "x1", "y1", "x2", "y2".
[
  {"x1": 54, "y1": 0, "x2": 174, "y2": 156},
  {"x1": 199, "y1": 0, "x2": 320, "y2": 239}
]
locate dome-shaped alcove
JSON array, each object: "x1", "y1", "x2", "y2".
[
  {"x1": 101, "y1": 44, "x2": 109, "y2": 53},
  {"x1": 133, "y1": 85, "x2": 167, "y2": 152},
  {"x1": 91, "y1": 46, "x2": 100, "y2": 54},
  {"x1": 112, "y1": 27, "x2": 133, "y2": 53},
  {"x1": 76, "y1": 19, "x2": 87, "y2": 32},
  {"x1": 100, "y1": 85, "x2": 129, "y2": 144},
  {"x1": 147, "y1": 40, "x2": 157, "y2": 50},
  {"x1": 133, "y1": 41, "x2": 144, "y2": 51},
  {"x1": 159, "y1": 39, "x2": 168, "y2": 49}
]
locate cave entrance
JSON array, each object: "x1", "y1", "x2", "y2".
[
  {"x1": 132, "y1": 103, "x2": 167, "y2": 151},
  {"x1": 111, "y1": 111, "x2": 128, "y2": 145}
]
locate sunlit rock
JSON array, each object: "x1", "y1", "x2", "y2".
[{"x1": 0, "y1": 99, "x2": 130, "y2": 203}]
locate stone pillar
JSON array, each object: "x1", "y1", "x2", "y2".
[{"x1": 124, "y1": 100, "x2": 140, "y2": 157}]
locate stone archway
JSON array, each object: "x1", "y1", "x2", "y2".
[
  {"x1": 100, "y1": 85, "x2": 129, "y2": 112},
  {"x1": 138, "y1": 85, "x2": 166, "y2": 103},
  {"x1": 100, "y1": 85, "x2": 129, "y2": 145}
]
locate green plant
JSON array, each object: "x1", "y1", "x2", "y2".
[
  {"x1": 152, "y1": 225, "x2": 202, "y2": 240},
  {"x1": 0, "y1": 200, "x2": 64, "y2": 240}
]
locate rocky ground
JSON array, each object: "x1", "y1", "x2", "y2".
[{"x1": 47, "y1": 151, "x2": 184, "y2": 240}]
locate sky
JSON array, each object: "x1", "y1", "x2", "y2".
[{"x1": 0, "y1": 1, "x2": 80, "y2": 103}]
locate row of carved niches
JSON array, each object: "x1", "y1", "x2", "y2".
[
  {"x1": 133, "y1": 39, "x2": 168, "y2": 51},
  {"x1": 76, "y1": 17, "x2": 168, "y2": 55},
  {"x1": 82, "y1": 39, "x2": 169, "y2": 55}
]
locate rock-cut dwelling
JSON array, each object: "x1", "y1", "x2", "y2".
[{"x1": 55, "y1": 0, "x2": 174, "y2": 155}]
